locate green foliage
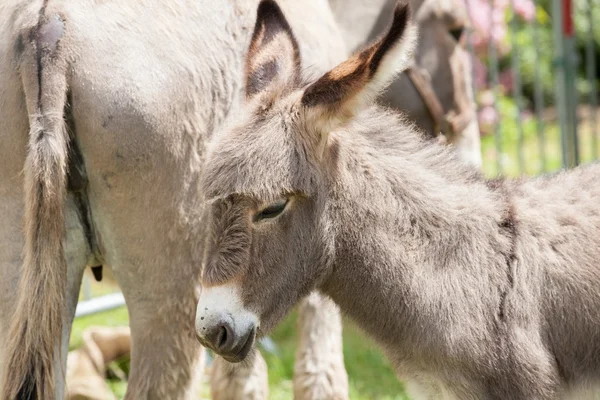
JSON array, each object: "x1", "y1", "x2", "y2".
[
  {"x1": 477, "y1": 0, "x2": 600, "y2": 177},
  {"x1": 503, "y1": 5, "x2": 555, "y2": 104},
  {"x1": 480, "y1": 91, "x2": 600, "y2": 177},
  {"x1": 482, "y1": 1, "x2": 599, "y2": 106},
  {"x1": 572, "y1": 0, "x2": 600, "y2": 98}
]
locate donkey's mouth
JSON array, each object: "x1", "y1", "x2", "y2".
[{"x1": 222, "y1": 325, "x2": 256, "y2": 363}]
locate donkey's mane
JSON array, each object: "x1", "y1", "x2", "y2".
[{"x1": 332, "y1": 105, "x2": 485, "y2": 187}]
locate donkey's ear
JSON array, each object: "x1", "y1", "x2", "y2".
[
  {"x1": 245, "y1": 0, "x2": 300, "y2": 99},
  {"x1": 301, "y1": 1, "x2": 417, "y2": 131}
]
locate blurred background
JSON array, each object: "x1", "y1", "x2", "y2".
[
  {"x1": 468, "y1": 0, "x2": 600, "y2": 176},
  {"x1": 71, "y1": 0, "x2": 600, "y2": 398}
]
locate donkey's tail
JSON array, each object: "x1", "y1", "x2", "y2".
[{"x1": 2, "y1": 14, "x2": 70, "y2": 400}]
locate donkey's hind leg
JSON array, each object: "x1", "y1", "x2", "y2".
[
  {"x1": 293, "y1": 292, "x2": 349, "y2": 400},
  {"x1": 210, "y1": 350, "x2": 268, "y2": 400},
  {"x1": 115, "y1": 267, "x2": 205, "y2": 400},
  {"x1": 0, "y1": 188, "x2": 26, "y2": 395}
]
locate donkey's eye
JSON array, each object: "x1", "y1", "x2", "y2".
[
  {"x1": 254, "y1": 198, "x2": 289, "y2": 222},
  {"x1": 449, "y1": 26, "x2": 465, "y2": 42}
]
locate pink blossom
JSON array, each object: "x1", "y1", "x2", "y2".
[
  {"x1": 466, "y1": 0, "x2": 509, "y2": 51},
  {"x1": 466, "y1": 0, "x2": 536, "y2": 45},
  {"x1": 479, "y1": 90, "x2": 496, "y2": 107},
  {"x1": 514, "y1": 0, "x2": 535, "y2": 21},
  {"x1": 473, "y1": 58, "x2": 488, "y2": 88},
  {"x1": 478, "y1": 106, "x2": 499, "y2": 135}
]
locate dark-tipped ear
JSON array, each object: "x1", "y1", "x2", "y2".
[
  {"x1": 245, "y1": 0, "x2": 301, "y2": 100},
  {"x1": 301, "y1": 1, "x2": 417, "y2": 132}
]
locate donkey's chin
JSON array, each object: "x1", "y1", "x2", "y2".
[{"x1": 220, "y1": 325, "x2": 257, "y2": 363}]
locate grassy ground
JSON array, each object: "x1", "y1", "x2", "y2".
[
  {"x1": 260, "y1": 312, "x2": 407, "y2": 400},
  {"x1": 70, "y1": 307, "x2": 131, "y2": 398},
  {"x1": 71, "y1": 291, "x2": 407, "y2": 399}
]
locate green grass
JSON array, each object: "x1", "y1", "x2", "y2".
[
  {"x1": 71, "y1": 300, "x2": 407, "y2": 399},
  {"x1": 70, "y1": 307, "x2": 129, "y2": 350},
  {"x1": 480, "y1": 119, "x2": 600, "y2": 178},
  {"x1": 260, "y1": 311, "x2": 407, "y2": 400}
]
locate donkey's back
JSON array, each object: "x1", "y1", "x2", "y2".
[{"x1": 512, "y1": 162, "x2": 600, "y2": 392}]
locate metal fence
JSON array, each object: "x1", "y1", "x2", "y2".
[
  {"x1": 75, "y1": 275, "x2": 125, "y2": 318},
  {"x1": 464, "y1": 0, "x2": 599, "y2": 177}
]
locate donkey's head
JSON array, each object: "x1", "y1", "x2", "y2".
[{"x1": 195, "y1": 0, "x2": 416, "y2": 362}]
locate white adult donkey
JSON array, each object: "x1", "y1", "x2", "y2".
[{"x1": 0, "y1": 0, "x2": 348, "y2": 399}]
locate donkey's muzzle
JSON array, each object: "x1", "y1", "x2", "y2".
[{"x1": 195, "y1": 284, "x2": 259, "y2": 362}]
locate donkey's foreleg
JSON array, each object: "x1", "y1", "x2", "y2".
[
  {"x1": 451, "y1": 118, "x2": 482, "y2": 168},
  {"x1": 293, "y1": 292, "x2": 349, "y2": 400},
  {"x1": 447, "y1": 45, "x2": 483, "y2": 168},
  {"x1": 210, "y1": 350, "x2": 268, "y2": 400},
  {"x1": 486, "y1": 329, "x2": 560, "y2": 400}
]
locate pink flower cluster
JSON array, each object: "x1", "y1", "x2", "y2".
[
  {"x1": 465, "y1": 0, "x2": 535, "y2": 53},
  {"x1": 464, "y1": 0, "x2": 535, "y2": 134}
]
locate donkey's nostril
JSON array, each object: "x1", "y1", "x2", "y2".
[
  {"x1": 208, "y1": 320, "x2": 234, "y2": 352},
  {"x1": 217, "y1": 325, "x2": 228, "y2": 349},
  {"x1": 197, "y1": 318, "x2": 237, "y2": 353}
]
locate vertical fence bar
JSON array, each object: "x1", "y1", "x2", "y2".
[
  {"x1": 563, "y1": 0, "x2": 580, "y2": 166},
  {"x1": 585, "y1": 0, "x2": 598, "y2": 159},
  {"x1": 487, "y1": 0, "x2": 503, "y2": 175},
  {"x1": 509, "y1": 0, "x2": 526, "y2": 173},
  {"x1": 554, "y1": 0, "x2": 579, "y2": 168},
  {"x1": 552, "y1": 0, "x2": 570, "y2": 168},
  {"x1": 462, "y1": 0, "x2": 479, "y2": 102},
  {"x1": 532, "y1": 0, "x2": 547, "y2": 172}
]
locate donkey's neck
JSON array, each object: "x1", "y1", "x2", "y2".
[{"x1": 320, "y1": 109, "x2": 511, "y2": 360}]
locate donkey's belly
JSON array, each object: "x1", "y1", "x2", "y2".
[
  {"x1": 561, "y1": 381, "x2": 600, "y2": 400},
  {"x1": 405, "y1": 375, "x2": 600, "y2": 399},
  {"x1": 402, "y1": 374, "x2": 466, "y2": 400}
]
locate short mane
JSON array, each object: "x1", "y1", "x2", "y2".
[{"x1": 329, "y1": 105, "x2": 485, "y2": 186}]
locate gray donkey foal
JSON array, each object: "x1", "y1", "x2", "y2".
[{"x1": 195, "y1": 1, "x2": 600, "y2": 398}]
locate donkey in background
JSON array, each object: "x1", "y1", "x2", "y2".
[
  {"x1": 331, "y1": 0, "x2": 482, "y2": 167},
  {"x1": 196, "y1": 0, "x2": 600, "y2": 398}
]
